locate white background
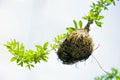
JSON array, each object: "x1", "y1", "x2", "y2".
[{"x1": 0, "y1": 0, "x2": 120, "y2": 80}]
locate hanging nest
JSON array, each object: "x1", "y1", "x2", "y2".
[{"x1": 57, "y1": 28, "x2": 94, "y2": 64}]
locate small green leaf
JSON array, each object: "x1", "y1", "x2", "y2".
[
  {"x1": 43, "y1": 42, "x2": 49, "y2": 50},
  {"x1": 82, "y1": 16, "x2": 89, "y2": 20},
  {"x1": 73, "y1": 20, "x2": 78, "y2": 29},
  {"x1": 66, "y1": 27, "x2": 75, "y2": 34},
  {"x1": 53, "y1": 36, "x2": 61, "y2": 44},
  {"x1": 66, "y1": 27, "x2": 75, "y2": 30},
  {"x1": 95, "y1": 21, "x2": 102, "y2": 27},
  {"x1": 116, "y1": 76, "x2": 120, "y2": 80},
  {"x1": 30, "y1": 64, "x2": 34, "y2": 68},
  {"x1": 97, "y1": 16, "x2": 104, "y2": 20},
  {"x1": 42, "y1": 57, "x2": 48, "y2": 62},
  {"x1": 35, "y1": 45, "x2": 42, "y2": 50},
  {"x1": 78, "y1": 20, "x2": 83, "y2": 29},
  {"x1": 91, "y1": 3, "x2": 96, "y2": 9},
  {"x1": 13, "y1": 39, "x2": 17, "y2": 48},
  {"x1": 51, "y1": 43, "x2": 59, "y2": 51},
  {"x1": 112, "y1": 68, "x2": 118, "y2": 75},
  {"x1": 108, "y1": 73, "x2": 114, "y2": 79},
  {"x1": 16, "y1": 58, "x2": 20, "y2": 63},
  {"x1": 10, "y1": 57, "x2": 16, "y2": 62},
  {"x1": 18, "y1": 62, "x2": 23, "y2": 67},
  {"x1": 62, "y1": 34, "x2": 67, "y2": 39},
  {"x1": 105, "y1": 0, "x2": 112, "y2": 5},
  {"x1": 26, "y1": 64, "x2": 31, "y2": 70},
  {"x1": 89, "y1": 10, "x2": 94, "y2": 17},
  {"x1": 20, "y1": 43, "x2": 24, "y2": 50}
]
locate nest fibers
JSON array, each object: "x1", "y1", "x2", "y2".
[{"x1": 57, "y1": 29, "x2": 94, "y2": 64}]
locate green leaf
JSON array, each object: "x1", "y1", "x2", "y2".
[
  {"x1": 51, "y1": 43, "x2": 59, "y2": 51},
  {"x1": 62, "y1": 34, "x2": 67, "y2": 39},
  {"x1": 91, "y1": 3, "x2": 96, "y2": 9},
  {"x1": 82, "y1": 16, "x2": 89, "y2": 20},
  {"x1": 26, "y1": 64, "x2": 31, "y2": 70},
  {"x1": 10, "y1": 57, "x2": 16, "y2": 62},
  {"x1": 18, "y1": 62, "x2": 23, "y2": 67},
  {"x1": 53, "y1": 36, "x2": 62, "y2": 44},
  {"x1": 20, "y1": 43, "x2": 24, "y2": 50},
  {"x1": 57, "y1": 35, "x2": 62, "y2": 40},
  {"x1": 96, "y1": 16, "x2": 104, "y2": 20},
  {"x1": 89, "y1": 10, "x2": 94, "y2": 17},
  {"x1": 108, "y1": 73, "x2": 114, "y2": 79},
  {"x1": 30, "y1": 64, "x2": 34, "y2": 68},
  {"x1": 95, "y1": 21, "x2": 102, "y2": 27},
  {"x1": 42, "y1": 57, "x2": 48, "y2": 62},
  {"x1": 66, "y1": 27, "x2": 75, "y2": 34},
  {"x1": 66, "y1": 27, "x2": 75, "y2": 31},
  {"x1": 112, "y1": 68, "x2": 118, "y2": 75},
  {"x1": 35, "y1": 45, "x2": 42, "y2": 50},
  {"x1": 105, "y1": 0, "x2": 112, "y2": 5},
  {"x1": 95, "y1": 68, "x2": 120, "y2": 80},
  {"x1": 78, "y1": 20, "x2": 83, "y2": 29},
  {"x1": 116, "y1": 76, "x2": 120, "y2": 80},
  {"x1": 12, "y1": 42, "x2": 16, "y2": 49},
  {"x1": 16, "y1": 58, "x2": 20, "y2": 63},
  {"x1": 43, "y1": 42, "x2": 49, "y2": 50},
  {"x1": 73, "y1": 20, "x2": 78, "y2": 29}
]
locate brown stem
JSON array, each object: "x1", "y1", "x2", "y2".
[{"x1": 84, "y1": 22, "x2": 91, "y2": 32}]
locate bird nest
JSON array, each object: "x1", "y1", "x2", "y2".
[{"x1": 57, "y1": 29, "x2": 94, "y2": 64}]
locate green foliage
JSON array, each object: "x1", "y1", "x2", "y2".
[
  {"x1": 66, "y1": 20, "x2": 83, "y2": 34},
  {"x1": 95, "y1": 68, "x2": 120, "y2": 80},
  {"x1": 83, "y1": 0, "x2": 116, "y2": 27},
  {"x1": 66, "y1": 27, "x2": 75, "y2": 34},
  {"x1": 78, "y1": 20, "x2": 83, "y2": 29},
  {"x1": 51, "y1": 34, "x2": 67, "y2": 51},
  {"x1": 95, "y1": 21, "x2": 103, "y2": 27},
  {"x1": 51, "y1": 20, "x2": 83, "y2": 51},
  {"x1": 73, "y1": 20, "x2": 78, "y2": 29},
  {"x1": 4, "y1": 40, "x2": 50, "y2": 69}
]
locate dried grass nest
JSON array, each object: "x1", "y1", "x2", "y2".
[{"x1": 57, "y1": 29, "x2": 94, "y2": 64}]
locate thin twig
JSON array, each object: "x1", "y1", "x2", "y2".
[
  {"x1": 92, "y1": 54, "x2": 108, "y2": 74},
  {"x1": 93, "y1": 44, "x2": 100, "y2": 51}
]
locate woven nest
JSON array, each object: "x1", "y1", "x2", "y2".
[{"x1": 57, "y1": 29, "x2": 94, "y2": 64}]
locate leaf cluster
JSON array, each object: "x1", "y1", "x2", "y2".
[
  {"x1": 51, "y1": 20, "x2": 83, "y2": 51},
  {"x1": 51, "y1": 33, "x2": 67, "y2": 51},
  {"x1": 95, "y1": 68, "x2": 120, "y2": 80},
  {"x1": 4, "y1": 40, "x2": 49, "y2": 69},
  {"x1": 83, "y1": 0, "x2": 116, "y2": 27},
  {"x1": 66, "y1": 20, "x2": 83, "y2": 34}
]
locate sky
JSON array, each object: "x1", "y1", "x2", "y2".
[{"x1": 0, "y1": 0, "x2": 120, "y2": 80}]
